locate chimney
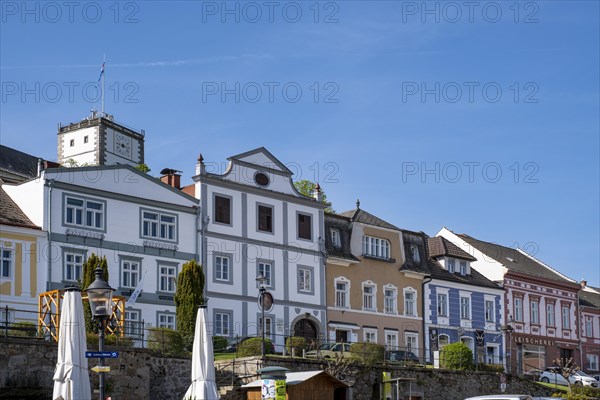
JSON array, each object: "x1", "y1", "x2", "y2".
[
  {"x1": 313, "y1": 183, "x2": 323, "y2": 202},
  {"x1": 581, "y1": 280, "x2": 587, "y2": 288},
  {"x1": 160, "y1": 168, "x2": 182, "y2": 190},
  {"x1": 195, "y1": 153, "x2": 206, "y2": 176}
]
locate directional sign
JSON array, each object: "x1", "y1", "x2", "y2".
[
  {"x1": 91, "y1": 366, "x2": 111, "y2": 373},
  {"x1": 85, "y1": 351, "x2": 118, "y2": 358}
]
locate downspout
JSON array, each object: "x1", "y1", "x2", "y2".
[
  {"x1": 194, "y1": 205, "x2": 200, "y2": 263},
  {"x1": 422, "y1": 275, "x2": 432, "y2": 361},
  {"x1": 45, "y1": 178, "x2": 54, "y2": 291}
]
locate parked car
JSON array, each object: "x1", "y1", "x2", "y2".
[
  {"x1": 464, "y1": 395, "x2": 533, "y2": 400},
  {"x1": 223, "y1": 336, "x2": 275, "y2": 354},
  {"x1": 385, "y1": 350, "x2": 419, "y2": 364},
  {"x1": 305, "y1": 342, "x2": 352, "y2": 359},
  {"x1": 539, "y1": 367, "x2": 599, "y2": 387}
]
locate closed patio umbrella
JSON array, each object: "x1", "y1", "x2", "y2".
[
  {"x1": 183, "y1": 305, "x2": 220, "y2": 400},
  {"x1": 53, "y1": 288, "x2": 91, "y2": 400}
]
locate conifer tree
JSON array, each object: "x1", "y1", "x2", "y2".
[
  {"x1": 81, "y1": 253, "x2": 109, "y2": 333},
  {"x1": 174, "y1": 259, "x2": 205, "y2": 338}
]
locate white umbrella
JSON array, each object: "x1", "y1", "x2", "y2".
[
  {"x1": 183, "y1": 306, "x2": 220, "y2": 400},
  {"x1": 53, "y1": 289, "x2": 91, "y2": 400}
]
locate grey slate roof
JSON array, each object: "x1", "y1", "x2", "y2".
[
  {"x1": 580, "y1": 287, "x2": 600, "y2": 309},
  {"x1": 457, "y1": 233, "x2": 574, "y2": 284},
  {"x1": 324, "y1": 214, "x2": 359, "y2": 262},
  {"x1": 399, "y1": 229, "x2": 430, "y2": 275},
  {"x1": 0, "y1": 187, "x2": 40, "y2": 229},
  {"x1": 428, "y1": 236, "x2": 477, "y2": 261},
  {"x1": 0, "y1": 145, "x2": 39, "y2": 183},
  {"x1": 338, "y1": 208, "x2": 400, "y2": 231}
]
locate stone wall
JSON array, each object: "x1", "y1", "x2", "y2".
[{"x1": 0, "y1": 338, "x2": 557, "y2": 400}]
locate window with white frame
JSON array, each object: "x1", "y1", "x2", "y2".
[
  {"x1": 1, "y1": 249, "x2": 12, "y2": 278},
  {"x1": 514, "y1": 297, "x2": 523, "y2": 322},
  {"x1": 405, "y1": 332, "x2": 418, "y2": 352},
  {"x1": 335, "y1": 280, "x2": 349, "y2": 308},
  {"x1": 531, "y1": 300, "x2": 540, "y2": 324},
  {"x1": 298, "y1": 267, "x2": 312, "y2": 293},
  {"x1": 158, "y1": 313, "x2": 175, "y2": 329},
  {"x1": 585, "y1": 317, "x2": 593, "y2": 337},
  {"x1": 459, "y1": 260, "x2": 467, "y2": 275},
  {"x1": 65, "y1": 252, "x2": 84, "y2": 282},
  {"x1": 331, "y1": 228, "x2": 341, "y2": 248},
  {"x1": 215, "y1": 255, "x2": 230, "y2": 282},
  {"x1": 362, "y1": 235, "x2": 390, "y2": 259},
  {"x1": 438, "y1": 334, "x2": 449, "y2": 348},
  {"x1": 125, "y1": 310, "x2": 141, "y2": 336},
  {"x1": 65, "y1": 195, "x2": 104, "y2": 230},
  {"x1": 460, "y1": 296, "x2": 471, "y2": 319},
  {"x1": 385, "y1": 331, "x2": 398, "y2": 350},
  {"x1": 587, "y1": 354, "x2": 599, "y2": 371},
  {"x1": 215, "y1": 312, "x2": 230, "y2": 336},
  {"x1": 447, "y1": 258, "x2": 455, "y2": 273},
  {"x1": 546, "y1": 303, "x2": 555, "y2": 326},
  {"x1": 142, "y1": 210, "x2": 177, "y2": 241},
  {"x1": 562, "y1": 305, "x2": 570, "y2": 329},
  {"x1": 364, "y1": 328, "x2": 377, "y2": 343},
  {"x1": 485, "y1": 300, "x2": 495, "y2": 322},
  {"x1": 258, "y1": 262, "x2": 272, "y2": 288},
  {"x1": 259, "y1": 316, "x2": 273, "y2": 337},
  {"x1": 363, "y1": 284, "x2": 375, "y2": 311},
  {"x1": 410, "y1": 244, "x2": 420, "y2": 263},
  {"x1": 437, "y1": 293, "x2": 448, "y2": 317},
  {"x1": 159, "y1": 265, "x2": 176, "y2": 292},
  {"x1": 121, "y1": 259, "x2": 139, "y2": 289},
  {"x1": 384, "y1": 287, "x2": 397, "y2": 314},
  {"x1": 404, "y1": 289, "x2": 416, "y2": 316}
]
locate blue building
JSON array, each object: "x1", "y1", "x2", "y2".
[{"x1": 424, "y1": 236, "x2": 505, "y2": 367}]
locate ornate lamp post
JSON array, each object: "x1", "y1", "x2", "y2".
[
  {"x1": 86, "y1": 268, "x2": 115, "y2": 400},
  {"x1": 501, "y1": 322, "x2": 514, "y2": 375},
  {"x1": 256, "y1": 274, "x2": 267, "y2": 360}
]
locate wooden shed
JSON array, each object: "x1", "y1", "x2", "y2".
[{"x1": 244, "y1": 370, "x2": 348, "y2": 400}]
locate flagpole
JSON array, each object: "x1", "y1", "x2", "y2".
[{"x1": 102, "y1": 54, "x2": 106, "y2": 115}]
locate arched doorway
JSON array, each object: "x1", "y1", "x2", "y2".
[{"x1": 293, "y1": 318, "x2": 317, "y2": 340}]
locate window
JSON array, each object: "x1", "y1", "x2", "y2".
[
  {"x1": 65, "y1": 252, "x2": 84, "y2": 282},
  {"x1": 84, "y1": 135, "x2": 89, "y2": 144},
  {"x1": 158, "y1": 313, "x2": 175, "y2": 329},
  {"x1": 585, "y1": 317, "x2": 593, "y2": 337},
  {"x1": 331, "y1": 229, "x2": 341, "y2": 248},
  {"x1": 142, "y1": 210, "x2": 176, "y2": 241},
  {"x1": 404, "y1": 289, "x2": 416, "y2": 316},
  {"x1": 1, "y1": 249, "x2": 12, "y2": 278},
  {"x1": 459, "y1": 260, "x2": 467, "y2": 275},
  {"x1": 254, "y1": 172, "x2": 269, "y2": 186},
  {"x1": 363, "y1": 284, "x2": 375, "y2": 311},
  {"x1": 297, "y1": 213, "x2": 312, "y2": 240},
  {"x1": 159, "y1": 265, "x2": 176, "y2": 292},
  {"x1": 215, "y1": 312, "x2": 230, "y2": 336},
  {"x1": 257, "y1": 205, "x2": 273, "y2": 233},
  {"x1": 438, "y1": 334, "x2": 449, "y2": 348},
  {"x1": 70, "y1": 139, "x2": 75, "y2": 147},
  {"x1": 384, "y1": 288, "x2": 396, "y2": 314},
  {"x1": 438, "y1": 293, "x2": 448, "y2": 317},
  {"x1": 259, "y1": 316, "x2": 273, "y2": 337},
  {"x1": 447, "y1": 258, "x2": 455, "y2": 273},
  {"x1": 531, "y1": 300, "x2": 540, "y2": 324},
  {"x1": 562, "y1": 305, "x2": 570, "y2": 329},
  {"x1": 587, "y1": 354, "x2": 599, "y2": 371},
  {"x1": 65, "y1": 195, "x2": 104, "y2": 230},
  {"x1": 385, "y1": 331, "x2": 399, "y2": 350},
  {"x1": 121, "y1": 260, "x2": 140, "y2": 289},
  {"x1": 362, "y1": 235, "x2": 390, "y2": 259},
  {"x1": 364, "y1": 329, "x2": 377, "y2": 343},
  {"x1": 214, "y1": 195, "x2": 231, "y2": 225},
  {"x1": 546, "y1": 303, "x2": 555, "y2": 326},
  {"x1": 215, "y1": 255, "x2": 230, "y2": 282},
  {"x1": 125, "y1": 310, "x2": 141, "y2": 336},
  {"x1": 405, "y1": 332, "x2": 418, "y2": 352},
  {"x1": 335, "y1": 280, "x2": 349, "y2": 308},
  {"x1": 410, "y1": 244, "x2": 420, "y2": 263},
  {"x1": 258, "y1": 262, "x2": 272, "y2": 288},
  {"x1": 485, "y1": 300, "x2": 494, "y2": 322},
  {"x1": 460, "y1": 296, "x2": 471, "y2": 319},
  {"x1": 298, "y1": 267, "x2": 312, "y2": 293},
  {"x1": 514, "y1": 297, "x2": 523, "y2": 322}
]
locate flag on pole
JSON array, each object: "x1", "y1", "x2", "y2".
[
  {"x1": 96, "y1": 62, "x2": 105, "y2": 85},
  {"x1": 126, "y1": 272, "x2": 145, "y2": 308}
]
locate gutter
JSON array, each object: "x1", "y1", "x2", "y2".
[
  {"x1": 45, "y1": 178, "x2": 54, "y2": 291},
  {"x1": 422, "y1": 274, "x2": 432, "y2": 361}
]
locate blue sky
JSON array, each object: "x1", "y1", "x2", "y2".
[{"x1": 1, "y1": 1, "x2": 598, "y2": 286}]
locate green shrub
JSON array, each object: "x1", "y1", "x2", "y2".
[
  {"x1": 147, "y1": 327, "x2": 186, "y2": 357},
  {"x1": 238, "y1": 337, "x2": 274, "y2": 357},
  {"x1": 86, "y1": 332, "x2": 134, "y2": 347},
  {"x1": 440, "y1": 342, "x2": 473, "y2": 370},
  {"x1": 350, "y1": 342, "x2": 385, "y2": 365},
  {"x1": 8, "y1": 322, "x2": 38, "y2": 337},
  {"x1": 213, "y1": 336, "x2": 228, "y2": 352},
  {"x1": 286, "y1": 336, "x2": 307, "y2": 356},
  {"x1": 477, "y1": 363, "x2": 505, "y2": 373}
]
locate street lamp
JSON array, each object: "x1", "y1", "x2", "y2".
[
  {"x1": 86, "y1": 268, "x2": 115, "y2": 400},
  {"x1": 256, "y1": 274, "x2": 267, "y2": 360},
  {"x1": 501, "y1": 322, "x2": 514, "y2": 375}
]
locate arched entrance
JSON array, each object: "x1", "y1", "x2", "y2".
[{"x1": 293, "y1": 318, "x2": 318, "y2": 340}]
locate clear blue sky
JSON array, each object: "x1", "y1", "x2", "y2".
[{"x1": 1, "y1": 1, "x2": 598, "y2": 286}]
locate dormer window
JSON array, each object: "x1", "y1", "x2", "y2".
[
  {"x1": 410, "y1": 244, "x2": 420, "y2": 263},
  {"x1": 362, "y1": 235, "x2": 390, "y2": 259},
  {"x1": 447, "y1": 258, "x2": 455, "y2": 273},
  {"x1": 330, "y1": 228, "x2": 341, "y2": 248},
  {"x1": 459, "y1": 260, "x2": 467, "y2": 275}
]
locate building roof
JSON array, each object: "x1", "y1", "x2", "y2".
[
  {"x1": 399, "y1": 230, "x2": 430, "y2": 275},
  {"x1": 0, "y1": 187, "x2": 40, "y2": 229},
  {"x1": 0, "y1": 145, "x2": 39, "y2": 183},
  {"x1": 339, "y1": 205, "x2": 400, "y2": 231},
  {"x1": 243, "y1": 370, "x2": 347, "y2": 388},
  {"x1": 324, "y1": 213, "x2": 359, "y2": 263},
  {"x1": 426, "y1": 255, "x2": 502, "y2": 290},
  {"x1": 428, "y1": 236, "x2": 477, "y2": 261},
  {"x1": 457, "y1": 233, "x2": 575, "y2": 284},
  {"x1": 580, "y1": 286, "x2": 600, "y2": 309}
]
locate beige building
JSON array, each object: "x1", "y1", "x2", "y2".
[{"x1": 324, "y1": 204, "x2": 429, "y2": 358}]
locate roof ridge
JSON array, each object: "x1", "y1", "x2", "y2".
[{"x1": 515, "y1": 248, "x2": 577, "y2": 284}]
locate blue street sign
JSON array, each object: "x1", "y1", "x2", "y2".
[{"x1": 85, "y1": 351, "x2": 119, "y2": 358}]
